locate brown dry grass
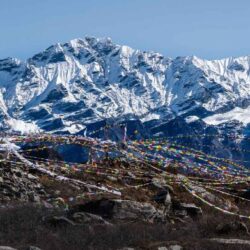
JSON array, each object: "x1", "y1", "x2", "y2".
[{"x1": 0, "y1": 204, "x2": 250, "y2": 250}]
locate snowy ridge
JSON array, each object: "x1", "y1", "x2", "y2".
[{"x1": 0, "y1": 37, "x2": 250, "y2": 134}]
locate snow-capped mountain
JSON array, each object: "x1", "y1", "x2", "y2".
[{"x1": 1, "y1": 37, "x2": 250, "y2": 159}]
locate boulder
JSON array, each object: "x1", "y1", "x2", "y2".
[
  {"x1": 172, "y1": 199, "x2": 202, "y2": 218},
  {"x1": 46, "y1": 216, "x2": 75, "y2": 227},
  {"x1": 186, "y1": 182, "x2": 238, "y2": 212},
  {"x1": 112, "y1": 199, "x2": 164, "y2": 222},
  {"x1": 216, "y1": 221, "x2": 249, "y2": 235},
  {"x1": 70, "y1": 199, "x2": 115, "y2": 218},
  {"x1": 179, "y1": 203, "x2": 202, "y2": 217},
  {"x1": 71, "y1": 212, "x2": 111, "y2": 225},
  {"x1": 70, "y1": 199, "x2": 165, "y2": 222}
]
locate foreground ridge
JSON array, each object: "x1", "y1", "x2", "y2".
[{"x1": 1, "y1": 133, "x2": 250, "y2": 249}]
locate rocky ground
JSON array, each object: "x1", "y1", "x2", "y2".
[
  {"x1": 0, "y1": 159, "x2": 47, "y2": 203},
  {"x1": 1, "y1": 149, "x2": 250, "y2": 249}
]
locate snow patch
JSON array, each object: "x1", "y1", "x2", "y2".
[
  {"x1": 141, "y1": 113, "x2": 160, "y2": 122},
  {"x1": 64, "y1": 124, "x2": 84, "y2": 134},
  {"x1": 185, "y1": 116, "x2": 199, "y2": 124},
  {"x1": 203, "y1": 107, "x2": 250, "y2": 126},
  {"x1": 7, "y1": 119, "x2": 41, "y2": 134}
]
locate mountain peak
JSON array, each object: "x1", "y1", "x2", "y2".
[
  {"x1": 1, "y1": 37, "x2": 250, "y2": 136},
  {"x1": 85, "y1": 36, "x2": 113, "y2": 45},
  {"x1": 66, "y1": 36, "x2": 115, "y2": 51}
]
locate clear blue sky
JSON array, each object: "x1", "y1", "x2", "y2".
[{"x1": 0, "y1": 0, "x2": 249, "y2": 60}]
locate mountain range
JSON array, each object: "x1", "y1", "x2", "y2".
[{"x1": 1, "y1": 37, "x2": 250, "y2": 163}]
